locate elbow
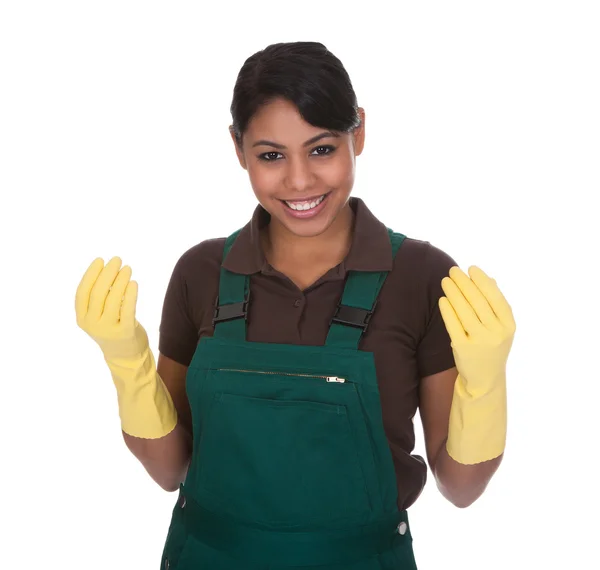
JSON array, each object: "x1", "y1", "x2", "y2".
[
  {"x1": 152, "y1": 467, "x2": 188, "y2": 493},
  {"x1": 122, "y1": 425, "x2": 191, "y2": 493},
  {"x1": 437, "y1": 482, "x2": 478, "y2": 508},
  {"x1": 448, "y1": 494, "x2": 479, "y2": 509},
  {"x1": 436, "y1": 474, "x2": 489, "y2": 509},
  {"x1": 434, "y1": 448, "x2": 503, "y2": 508},
  {"x1": 159, "y1": 479, "x2": 181, "y2": 493},
  {"x1": 155, "y1": 464, "x2": 189, "y2": 493},
  {"x1": 439, "y1": 484, "x2": 484, "y2": 508}
]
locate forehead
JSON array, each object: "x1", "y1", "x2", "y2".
[{"x1": 245, "y1": 98, "x2": 331, "y2": 142}]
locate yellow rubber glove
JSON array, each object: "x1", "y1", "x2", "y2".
[
  {"x1": 75, "y1": 256, "x2": 178, "y2": 439},
  {"x1": 439, "y1": 266, "x2": 516, "y2": 465}
]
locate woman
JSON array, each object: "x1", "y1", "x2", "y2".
[{"x1": 75, "y1": 41, "x2": 516, "y2": 569}]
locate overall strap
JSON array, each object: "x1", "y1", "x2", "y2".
[
  {"x1": 325, "y1": 229, "x2": 406, "y2": 350},
  {"x1": 212, "y1": 229, "x2": 251, "y2": 341}
]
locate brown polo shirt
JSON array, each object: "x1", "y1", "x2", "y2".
[{"x1": 158, "y1": 197, "x2": 457, "y2": 510}]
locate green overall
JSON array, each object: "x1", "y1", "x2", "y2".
[{"x1": 160, "y1": 228, "x2": 418, "y2": 569}]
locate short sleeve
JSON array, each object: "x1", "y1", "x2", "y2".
[
  {"x1": 416, "y1": 243, "x2": 458, "y2": 378},
  {"x1": 158, "y1": 251, "x2": 199, "y2": 366}
]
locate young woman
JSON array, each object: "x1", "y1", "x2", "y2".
[{"x1": 75, "y1": 42, "x2": 516, "y2": 569}]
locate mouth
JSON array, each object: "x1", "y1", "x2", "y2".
[{"x1": 280, "y1": 192, "x2": 330, "y2": 212}]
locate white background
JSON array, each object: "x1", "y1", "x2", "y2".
[{"x1": 1, "y1": 1, "x2": 598, "y2": 568}]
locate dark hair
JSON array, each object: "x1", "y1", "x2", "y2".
[{"x1": 230, "y1": 42, "x2": 361, "y2": 145}]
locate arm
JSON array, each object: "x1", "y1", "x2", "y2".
[
  {"x1": 122, "y1": 354, "x2": 193, "y2": 492},
  {"x1": 420, "y1": 265, "x2": 515, "y2": 507},
  {"x1": 420, "y1": 367, "x2": 502, "y2": 508},
  {"x1": 75, "y1": 257, "x2": 196, "y2": 493}
]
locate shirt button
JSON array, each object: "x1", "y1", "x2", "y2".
[
  {"x1": 397, "y1": 521, "x2": 407, "y2": 535},
  {"x1": 294, "y1": 299, "x2": 302, "y2": 308}
]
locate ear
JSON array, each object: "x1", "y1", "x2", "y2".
[
  {"x1": 229, "y1": 126, "x2": 247, "y2": 170},
  {"x1": 352, "y1": 108, "x2": 366, "y2": 156}
]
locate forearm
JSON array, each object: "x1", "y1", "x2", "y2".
[
  {"x1": 433, "y1": 441, "x2": 502, "y2": 508},
  {"x1": 122, "y1": 420, "x2": 192, "y2": 492}
]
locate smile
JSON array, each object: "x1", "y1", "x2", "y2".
[{"x1": 282, "y1": 193, "x2": 328, "y2": 211}]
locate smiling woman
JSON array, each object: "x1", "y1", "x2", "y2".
[
  {"x1": 232, "y1": 100, "x2": 362, "y2": 243},
  {"x1": 75, "y1": 41, "x2": 516, "y2": 570},
  {"x1": 250, "y1": 122, "x2": 342, "y2": 220}
]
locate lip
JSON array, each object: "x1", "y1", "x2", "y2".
[
  {"x1": 279, "y1": 192, "x2": 329, "y2": 204},
  {"x1": 280, "y1": 192, "x2": 331, "y2": 220}
]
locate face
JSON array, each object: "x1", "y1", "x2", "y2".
[{"x1": 230, "y1": 98, "x2": 365, "y2": 239}]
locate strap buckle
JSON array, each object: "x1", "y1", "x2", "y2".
[
  {"x1": 330, "y1": 300, "x2": 377, "y2": 333},
  {"x1": 212, "y1": 292, "x2": 250, "y2": 326}
]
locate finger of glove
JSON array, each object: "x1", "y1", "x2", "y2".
[
  {"x1": 449, "y1": 266, "x2": 502, "y2": 332},
  {"x1": 468, "y1": 266, "x2": 516, "y2": 332},
  {"x1": 75, "y1": 258, "x2": 105, "y2": 323},
  {"x1": 441, "y1": 271, "x2": 484, "y2": 336},
  {"x1": 120, "y1": 279, "x2": 138, "y2": 325},
  {"x1": 439, "y1": 296, "x2": 467, "y2": 345},
  {"x1": 88, "y1": 257, "x2": 122, "y2": 321},
  {"x1": 102, "y1": 265, "x2": 132, "y2": 324}
]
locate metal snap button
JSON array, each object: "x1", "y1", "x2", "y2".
[
  {"x1": 397, "y1": 521, "x2": 407, "y2": 535},
  {"x1": 164, "y1": 559, "x2": 170, "y2": 569}
]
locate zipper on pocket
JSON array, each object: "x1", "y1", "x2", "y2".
[{"x1": 216, "y1": 368, "x2": 346, "y2": 384}]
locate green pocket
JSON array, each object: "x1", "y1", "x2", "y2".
[{"x1": 195, "y1": 386, "x2": 373, "y2": 528}]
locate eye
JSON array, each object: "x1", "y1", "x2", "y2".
[
  {"x1": 257, "y1": 145, "x2": 336, "y2": 162},
  {"x1": 311, "y1": 145, "x2": 336, "y2": 156},
  {"x1": 258, "y1": 151, "x2": 283, "y2": 162}
]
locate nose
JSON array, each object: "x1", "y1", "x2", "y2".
[{"x1": 284, "y1": 156, "x2": 316, "y2": 193}]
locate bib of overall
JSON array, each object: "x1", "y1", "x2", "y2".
[{"x1": 160, "y1": 228, "x2": 418, "y2": 570}]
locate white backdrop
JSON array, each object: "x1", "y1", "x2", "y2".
[{"x1": 1, "y1": 1, "x2": 598, "y2": 568}]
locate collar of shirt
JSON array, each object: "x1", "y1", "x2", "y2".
[{"x1": 222, "y1": 197, "x2": 393, "y2": 280}]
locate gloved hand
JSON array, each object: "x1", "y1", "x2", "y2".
[
  {"x1": 439, "y1": 266, "x2": 516, "y2": 465},
  {"x1": 75, "y1": 256, "x2": 178, "y2": 439}
]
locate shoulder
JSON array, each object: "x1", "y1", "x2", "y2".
[
  {"x1": 377, "y1": 234, "x2": 458, "y2": 310},
  {"x1": 375, "y1": 235, "x2": 457, "y2": 350},
  {"x1": 171, "y1": 237, "x2": 227, "y2": 279},
  {"x1": 164, "y1": 237, "x2": 229, "y2": 309},
  {"x1": 159, "y1": 237, "x2": 228, "y2": 364},
  {"x1": 393, "y1": 236, "x2": 457, "y2": 285},
  {"x1": 161, "y1": 237, "x2": 229, "y2": 337}
]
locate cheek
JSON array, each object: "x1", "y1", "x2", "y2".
[
  {"x1": 325, "y1": 150, "x2": 355, "y2": 188},
  {"x1": 247, "y1": 163, "x2": 281, "y2": 195}
]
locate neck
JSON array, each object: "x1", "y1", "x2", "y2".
[{"x1": 262, "y1": 202, "x2": 355, "y2": 269}]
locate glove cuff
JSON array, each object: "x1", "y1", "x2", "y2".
[
  {"x1": 446, "y1": 373, "x2": 507, "y2": 465},
  {"x1": 107, "y1": 346, "x2": 178, "y2": 439}
]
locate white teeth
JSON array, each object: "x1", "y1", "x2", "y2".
[{"x1": 285, "y1": 194, "x2": 326, "y2": 211}]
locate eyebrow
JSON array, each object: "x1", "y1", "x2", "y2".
[{"x1": 252, "y1": 131, "x2": 340, "y2": 149}]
